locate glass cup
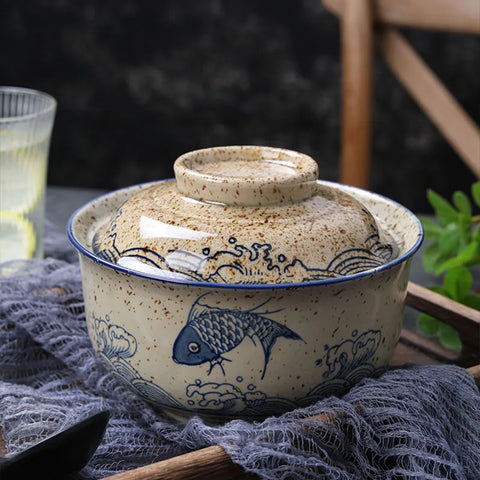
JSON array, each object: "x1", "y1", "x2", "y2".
[{"x1": 0, "y1": 87, "x2": 56, "y2": 263}]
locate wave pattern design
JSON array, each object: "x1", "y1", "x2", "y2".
[
  {"x1": 94, "y1": 229, "x2": 394, "y2": 284},
  {"x1": 307, "y1": 329, "x2": 384, "y2": 401},
  {"x1": 321, "y1": 329, "x2": 382, "y2": 380},
  {"x1": 92, "y1": 314, "x2": 384, "y2": 417},
  {"x1": 185, "y1": 328, "x2": 384, "y2": 416},
  {"x1": 92, "y1": 315, "x2": 183, "y2": 410}
]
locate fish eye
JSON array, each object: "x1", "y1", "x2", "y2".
[{"x1": 188, "y1": 342, "x2": 200, "y2": 354}]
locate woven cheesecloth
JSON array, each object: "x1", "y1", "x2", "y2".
[{"x1": 0, "y1": 221, "x2": 479, "y2": 480}]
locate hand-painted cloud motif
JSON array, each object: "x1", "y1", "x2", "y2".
[
  {"x1": 93, "y1": 314, "x2": 137, "y2": 360},
  {"x1": 186, "y1": 378, "x2": 267, "y2": 412}
]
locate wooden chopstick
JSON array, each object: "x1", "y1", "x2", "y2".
[
  {"x1": 98, "y1": 445, "x2": 258, "y2": 480},
  {"x1": 101, "y1": 364, "x2": 480, "y2": 480}
]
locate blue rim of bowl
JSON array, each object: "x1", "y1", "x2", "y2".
[{"x1": 67, "y1": 180, "x2": 424, "y2": 290}]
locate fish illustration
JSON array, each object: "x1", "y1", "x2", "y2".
[{"x1": 172, "y1": 295, "x2": 304, "y2": 379}]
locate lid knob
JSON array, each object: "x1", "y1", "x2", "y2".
[{"x1": 174, "y1": 146, "x2": 319, "y2": 206}]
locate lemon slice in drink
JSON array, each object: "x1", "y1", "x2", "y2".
[
  {"x1": 0, "y1": 155, "x2": 46, "y2": 215},
  {"x1": 0, "y1": 212, "x2": 36, "y2": 262},
  {"x1": 0, "y1": 132, "x2": 47, "y2": 215}
]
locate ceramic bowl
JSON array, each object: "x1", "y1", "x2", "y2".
[{"x1": 68, "y1": 146, "x2": 423, "y2": 421}]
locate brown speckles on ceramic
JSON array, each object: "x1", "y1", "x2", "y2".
[
  {"x1": 174, "y1": 146, "x2": 319, "y2": 206},
  {"x1": 79, "y1": 255, "x2": 410, "y2": 420},
  {"x1": 68, "y1": 146, "x2": 423, "y2": 420},
  {"x1": 92, "y1": 146, "x2": 398, "y2": 284}
]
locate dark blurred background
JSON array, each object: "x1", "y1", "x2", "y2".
[{"x1": 2, "y1": 0, "x2": 479, "y2": 212}]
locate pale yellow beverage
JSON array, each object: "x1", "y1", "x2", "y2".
[{"x1": 0, "y1": 87, "x2": 56, "y2": 263}]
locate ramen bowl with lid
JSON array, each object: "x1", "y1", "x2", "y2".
[{"x1": 68, "y1": 146, "x2": 423, "y2": 421}]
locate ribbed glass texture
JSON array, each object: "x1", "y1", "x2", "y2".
[{"x1": 0, "y1": 87, "x2": 56, "y2": 262}]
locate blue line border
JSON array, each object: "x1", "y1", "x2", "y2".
[{"x1": 67, "y1": 180, "x2": 424, "y2": 290}]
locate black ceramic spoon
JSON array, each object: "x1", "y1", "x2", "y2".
[{"x1": 0, "y1": 410, "x2": 109, "y2": 480}]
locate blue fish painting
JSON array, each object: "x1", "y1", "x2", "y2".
[{"x1": 172, "y1": 295, "x2": 304, "y2": 379}]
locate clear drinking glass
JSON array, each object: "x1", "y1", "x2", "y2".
[{"x1": 0, "y1": 87, "x2": 56, "y2": 263}]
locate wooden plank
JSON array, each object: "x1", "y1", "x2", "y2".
[
  {"x1": 323, "y1": 0, "x2": 480, "y2": 35},
  {"x1": 375, "y1": 27, "x2": 480, "y2": 178},
  {"x1": 397, "y1": 328, "x2": 460, "y2": 363},
  {"x1": 406, "y1": 282, "x2": 480, "y2": 350},
  {"x1": 389, "y1": 339, "x2": 443, "y2": 366},
  {"x1": 339, "y1": 0, "x2": 374, "y2": 188}
]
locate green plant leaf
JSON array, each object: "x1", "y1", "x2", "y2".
[
  {"x1": 436, "y1": 240, "x2": 480, "y2": 273},
  {"x1": 427, "y1": 189, "x2": 458, "y2": 226},
  {"x1": 458, "y1": 213, "x2": 473, "y2": 249},
  {"x1": 472, "y1": 181, "x2": 480, "y2": 208},
  {"x1": 462, "y1": 293, "x2": 480, "y2": 310},
  {"x1": 438, "y1": 223, "x2": 460, "y2": 255},
  {"x1": 417, "y1": 314, "x2": 440, "y2": 335},
  {"x1": 443, "y1": 266, "x2": 472, "y2": 300},
  {"x1": 423, "y1": 243, "x2": 448, "y2": 273},
  {"x1": 428, "y1": 285, "x2": 450, "y2": 298},
  {"x1": 438, "y1": 323, "x2": 462, "y2": 351},
  {"x1": 453, "y1": 191, "x2": 472, "y2": 216},
  {"x1": 419, "y1": 216, "x2": 443, "y2": 241}
]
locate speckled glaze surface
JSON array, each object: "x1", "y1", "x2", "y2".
[
  {"x1": 68, "y1": 147, "x2": 423, "y2": 420},
  {"x1": 92, "y1": 146, "x2": 397, "y2": 284}
]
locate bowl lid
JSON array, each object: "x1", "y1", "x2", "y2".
[{"x1": 93, "y1": 146, "x2": 398, "y2": 284}]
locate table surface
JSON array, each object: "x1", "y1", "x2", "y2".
[{"x1": 46, "y1": 185, "x2": 107, "y2": 231}]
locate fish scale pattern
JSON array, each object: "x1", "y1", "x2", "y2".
[
  {"x1": 192, "y1": 310, "x2": 246, "y2": 355},
  {"x1": 177, "y1": 299, "x2": 303, "y2": 380}
]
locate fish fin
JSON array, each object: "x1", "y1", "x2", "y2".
[
  {"x1": 188, "y1": 293, "x2": 212, "y2": 322},
  {"x1": 246, "y1": 298, "x2": 273, "y2": 313},
  {"x1": 257, "y1": 320, "x2": 304, "y2": 379},
  {"x1": 208, "y1": 356, "x2": 231, "y2": 375},
  {"x1": 246, "y1": 298, "x2": 285, "y2": 317}
]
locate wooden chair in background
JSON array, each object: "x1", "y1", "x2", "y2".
[
  {"x1": 323, "y1": 0, "x2": 480, "y2": 189},
  {"x1": 324, "y1": 0, "x2": 480, "y2": 367}
]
